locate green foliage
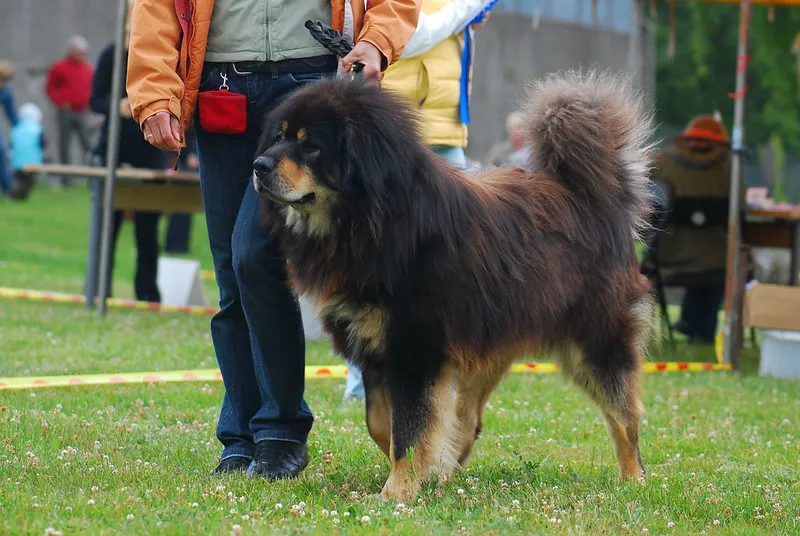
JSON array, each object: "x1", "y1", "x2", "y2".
[
  {"x1": 655, "y1": 4, "x2": 800, "y2": 151},
  {"x1": 770, "y1": 133, "x2": 787, "y2": 201}
]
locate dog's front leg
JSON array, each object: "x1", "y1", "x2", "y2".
[{"x1": 380, "y1": 351, "x2": 461, "y2": 503}]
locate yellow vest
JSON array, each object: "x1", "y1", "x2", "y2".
[{"x1": 382, "y1": 0, "x2": 468, "y2": 148}]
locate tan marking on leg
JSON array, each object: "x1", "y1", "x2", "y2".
[
  {"x1": 557, "y1": 343, "x2": 646, "y2": 482},
  {"x1": 381, "y1": 457, "x2": 420, "y2": 503},
  {"x1": 366, "y1": 384, "x2": 391, "y2": 459},
  {"x1": 455, "y1": 363, "x2": 508, "y2": 466},
  {"x1": 605, "y1": 411, "x2": 645, "y2": 481},
  {"x1": 381, "y1": 366, "x2": 462, "y2": 502},
  {"x1": 447, "y1": 344, "x2": 526, "y2": 467},
  {"x1": 416, "y1": 365, "x2": 462, "y2": 478}
]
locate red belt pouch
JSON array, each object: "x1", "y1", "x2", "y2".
[{"x1": 198, "y1": 83, "x2": 247, "y2": 134}]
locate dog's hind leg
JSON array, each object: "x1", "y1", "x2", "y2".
[
  {"x1": 381, "y1": 362, "x2": 461, "y2": 503},
  {"x1": 559, "y1": 323, "x2": 647, "y2": 482},
  {"x1": 454, "y1": 364, "x2": 507, "y2": 466}
]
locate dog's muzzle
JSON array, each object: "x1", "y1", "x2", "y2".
[{"x1": 252, "y1": 156, "x2": 316, "y2": 207}]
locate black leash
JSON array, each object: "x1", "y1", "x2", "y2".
[{"x1": 305, "y1": 20, "x2": 364, "y2": 77}]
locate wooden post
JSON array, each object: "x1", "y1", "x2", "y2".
[{"x1": 723, "y1": 0, "x2": 752, "y2": 365}]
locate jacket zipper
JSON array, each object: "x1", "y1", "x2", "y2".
[{"x1": 180, "y1": 4, "x2": 195, "y2": 79}]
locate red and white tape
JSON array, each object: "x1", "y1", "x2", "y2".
[
  {"x1": 0, "y1": 287, "x2": 218, "y2": 316},
  {"x1": 0, "y1": 362, "x2": 731, "y2": 391}
]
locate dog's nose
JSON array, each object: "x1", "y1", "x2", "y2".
[{"x1": 254, "y1": 155, "x2": 276, "y2": 175}]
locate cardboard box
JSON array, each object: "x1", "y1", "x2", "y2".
[{"x1": 743, "y1": 283, "x2": 800, "y2": 332}]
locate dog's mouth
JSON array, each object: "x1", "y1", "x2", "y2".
[{"x1": 264, "y1": 189, "x2": 317, "y2": 208}]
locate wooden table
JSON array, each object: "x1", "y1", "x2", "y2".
[
  {"x1": 22, "y1": 164, "x2": 203, "y2": 306},
  {"x1": 746, "y1": 208, "x2": 800, "y2": 286}
]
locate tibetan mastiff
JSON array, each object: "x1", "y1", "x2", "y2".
[{"x1": 254, "y1": 71, "x2": 654, "y2": 501}]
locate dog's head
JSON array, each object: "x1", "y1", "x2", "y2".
[{"x1": 254, "y1": 78, "x2": 424, "y2": 239}]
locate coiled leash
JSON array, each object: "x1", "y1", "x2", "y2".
[{"x1": 305, "y1": 20, "x2": 365, "y2": 78}]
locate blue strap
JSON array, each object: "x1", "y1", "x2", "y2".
[
  {"x1": 458, "y1": 0, "x2": 498, "y2": 126},
  {"x1": 459, "y1": 28, "x2": 472, "y2": 125}
]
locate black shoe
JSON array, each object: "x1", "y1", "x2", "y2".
[
  {"x1": 247, "y1": 440, "x2": 308, "y2": 480},
  {"x1": 214, "y1": 455, "x2": 252, "y2": 475}
]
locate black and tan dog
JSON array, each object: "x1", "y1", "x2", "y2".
[{"x1": 254, "y1": 71, "x2": 654, "y2": 502}]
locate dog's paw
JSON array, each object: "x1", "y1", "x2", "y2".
[{"x1": 380, "y1": 475, "x2": 421, "y2": 504}]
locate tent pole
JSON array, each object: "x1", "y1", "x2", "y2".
[
  {"x1": 722, "y1": 0, "x2": 752, "y2": 366},
  {"x1": 96, "y1": 0, "x2": 128, "y2": 318}
]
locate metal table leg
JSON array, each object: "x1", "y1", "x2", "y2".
[{"x1": 84, "y1": 180, "x2": 103, "y2": 308}]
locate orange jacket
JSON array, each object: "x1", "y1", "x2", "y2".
[{"x1": 127, "y1": 0, "x2": 421, "y2": 142}]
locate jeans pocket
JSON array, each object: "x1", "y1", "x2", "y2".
[
  {"x1": 285, "y1": 72, "x2": 328, "y2": 85},
  {"x1": 199, "y1": 65, "x2": 219, "y2": 91}
]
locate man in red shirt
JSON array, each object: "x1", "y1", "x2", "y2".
[{"x1": 45, "y1": 35, "x2": 94, "y2": 182}]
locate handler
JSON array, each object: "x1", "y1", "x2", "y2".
[{"x1": 127, "y1": 0, "x2": 420, "y2": 479}]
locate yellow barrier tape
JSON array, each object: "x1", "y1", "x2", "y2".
[
  {"x1": 0, "y1": 287, "x2": 218, "y2": 317},
  {"x1": 0, "y1": 362, "x2": 730, "y2": 391}
]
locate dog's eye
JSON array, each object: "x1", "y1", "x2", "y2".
[{"x1": 274, "y1": 131, "x2": 284, "y2": 144}]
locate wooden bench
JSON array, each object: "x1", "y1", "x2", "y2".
[{"x1": 23, "y1": 163, "x2": 203, "y2": 307}]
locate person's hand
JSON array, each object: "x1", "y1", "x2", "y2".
[
  {"x1": 142, "y1": 111, "x2": 181, "y2": 151},
  {"x1": 472, "y1": 12, "x2": 490, "y2": 30},
  {"x1": 186, "y1": 153, "x2": 200, "y2": 170},
  {"x1": 342, "y1": 41, "x2": 383, "y2": 80},
  {"x1": 119, "y1": 97, "x2": 132, "y2": 119}
]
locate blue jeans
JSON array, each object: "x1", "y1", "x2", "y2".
[{"x1": 196, "y1": 63, "x2": 333, "y2": 460}]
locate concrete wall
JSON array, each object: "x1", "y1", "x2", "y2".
[
  {"x1": 468, "y1": 12, "x2": 654, "y2": 159},
  {"x1": 0, "y1": 2, "x2": 653, "y2": 164},
  {"x1": 0, "y1": 0, "x2": 118, "y2": 160}
]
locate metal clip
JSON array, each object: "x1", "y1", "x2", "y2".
[{"x1": 219, "y1": 73, "x2": 229, "y2": 91}]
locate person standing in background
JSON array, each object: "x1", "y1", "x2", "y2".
[
  {"x1": 484, "y1": 110, "x2": 527, "y2": 168},
  {"x1": 381, "y1": 0, "x2": 493, "y2": 169},
  {"x1": 46, "y1": 35, "x2": 94, "y2": 184},
  {"x1": 0, "y1": 60, "x2": 19, "y2": 197},
  {"x1": 91, "y1": 5, "x2": 166, "y2": 303}
]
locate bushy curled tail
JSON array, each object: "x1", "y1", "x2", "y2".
[{"x1": 522, "y1": 70, "x2": 655, "y2": 237}]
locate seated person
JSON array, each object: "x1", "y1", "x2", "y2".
[{"x1": 650, "y1": 115, "x2": 732, "y2": 343}]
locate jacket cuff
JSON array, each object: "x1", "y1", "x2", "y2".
[
  {"x1": 357, "y1": 27, "x2": 394, "y2": 70},
  {"x1": 137, "y1": 98, "x2": 182, "y2": 130}
]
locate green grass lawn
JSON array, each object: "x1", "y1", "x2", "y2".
[{"x1": 1, "y1": 187, "x2": 799, "y2": 535}]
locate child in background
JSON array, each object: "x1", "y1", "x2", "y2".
[
  {"x1": 0, "y1": 60, "x2": 19, "y2": 197},
  {"x1": 7, "y1": 103, "x2": 45, "y2": 200}
]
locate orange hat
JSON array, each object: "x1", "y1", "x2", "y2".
[{"x1": 681, "y1": 115, "x2": 729, "y2": 143}]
